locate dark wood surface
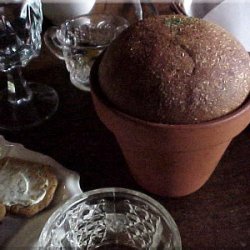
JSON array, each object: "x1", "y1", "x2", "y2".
[{"x1": 0, "y1": 3, "x2": 250, "y2": 249}]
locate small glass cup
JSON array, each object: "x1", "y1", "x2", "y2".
[
  {"x1": 38, "y1": 188, "x2": 182, "y2": 249},
  {"x1": 44, "y1": 14, "x2": 129, "y2": 91}
]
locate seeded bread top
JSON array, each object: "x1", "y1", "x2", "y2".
[{"x1": 99, "y1": 15, "x2": 250, "y2": 124}]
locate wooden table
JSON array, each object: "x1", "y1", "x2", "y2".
[{"x1": 0, "y1": 4, "x2": 250, "y2": 249}]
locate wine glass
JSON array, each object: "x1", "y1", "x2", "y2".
[
  {"x1": 0, "y1": 0, "x2": 59, "y2": 130},
  {"x1": 90, "y1": 0, "x2": 158, "y2": 24}
]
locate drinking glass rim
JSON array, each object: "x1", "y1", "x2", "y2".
[
  {"x1": 63, "y1": 13, "x2": 129, "y2": 27},
  {"x1": 56, "y1": 13, "x2": 129, "y2": 49},
  {"x1": 38, "y1": 187, "x2": 182, "y2": 249}
]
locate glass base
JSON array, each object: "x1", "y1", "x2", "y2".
[
  {"x1": 70, "y1": 75, "x2": 90, "y2": 92},
  {"x1": 0, "y1": 83, "x2": 59, "y2": 130}
]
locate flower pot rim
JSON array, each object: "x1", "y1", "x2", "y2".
[{"x1": 90, "y1": 55, "x2": 250, "y2": 130}]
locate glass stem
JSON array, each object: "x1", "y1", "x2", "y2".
[
  {"x1": 6, "y1": 67, "x2": 32, "y2": 105},
  {"x1": 134, "y1": 0, "x2": 143, "y2": 20}
]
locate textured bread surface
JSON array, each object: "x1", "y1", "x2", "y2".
[
  {"x1": 0, "y1": 203, "x2": 6, "y2": 221},
  {"x1": 99, "y1": 15, "x2": 250, "y2": 124},
  {"x1": 0, "y1": 157, "x2": 58, "y2": 217}
]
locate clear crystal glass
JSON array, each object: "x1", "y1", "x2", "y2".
[
  {"x1": 38, "y1": 188, "x2": 182, "y2": 249},
  {"x1": 0, "y1": 0, "x2": 58, "y2": 130},
  {"x1": 44, "y1": 14, "x2": 129, "y2": 92}
]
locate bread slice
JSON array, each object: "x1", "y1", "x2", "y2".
[
  {"x1": 0, "y1": 157, "x2": 58, "y2": 217},
  {"x1": 0, "y1": 203, "x2": 6, "y2": 221}
]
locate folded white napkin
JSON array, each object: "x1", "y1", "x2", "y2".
[
  {"x1": 42, "y1": 0, "x2": 96, "y2": 25},
  {"x1": 184, "y1": 0, "x2": 250, "y2": 51}
]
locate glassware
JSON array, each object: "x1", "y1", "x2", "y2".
[
  {"x1": 44, "y1": 14, "x2": 129, "y2": 92},
  {"x1": 90, "y1": 0, "x2": 159, "y2": 25},
  {"x1": 0, "y1": 0, "x2": 58, "y2": 130},
  {"x1": 38, "y1": 188, "x2": 182, "y2": 249}
]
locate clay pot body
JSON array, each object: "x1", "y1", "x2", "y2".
[{"x1": 90, "y1": 60, "x2": 250, "y2": 197}]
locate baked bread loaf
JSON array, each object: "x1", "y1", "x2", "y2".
[
  {"x1": 0, "y1": 157, "x2": 58, "y2": 217},
  {"x1": 99, "y1": 15, "x2": 250, "y2": 124},
  {"x1": 0, "y1": 203, "x2": 6, "y2": 221}
]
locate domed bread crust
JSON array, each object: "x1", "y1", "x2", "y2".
[{"x1": 99, "y1": 15, "x2": 250, "y2": 124}]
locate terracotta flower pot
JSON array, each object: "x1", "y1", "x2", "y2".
[{"x1": 90, "y1": 58, "x2": 250, "y2": 197}]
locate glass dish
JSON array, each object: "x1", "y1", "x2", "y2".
[{"x1": 38, "y1": 188, "x2": 182, "y2": 249}]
